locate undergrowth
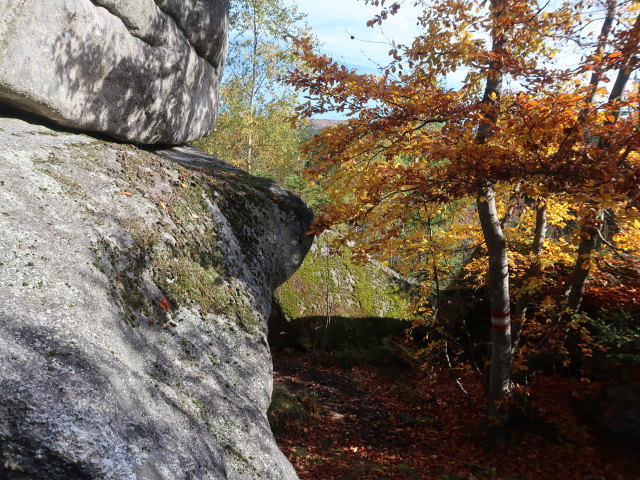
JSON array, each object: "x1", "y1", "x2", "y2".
[{"x1": 268, "y1": 384, "x2": 317, "y2": 435}]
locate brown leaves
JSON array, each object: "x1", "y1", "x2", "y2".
[
  {"x1": 158, "y1": 297, "x2": 171, "y2": 312},
  {"x1": 274, "y1": 352, "x2": 640, "y2": 480}
]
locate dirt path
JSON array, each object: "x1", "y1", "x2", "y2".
[{"x1": 273, "y1": 352, "x2": 640, "y2": 480}]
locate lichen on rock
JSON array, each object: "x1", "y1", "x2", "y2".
[
  {"x1": 275, "y1": 233, "x2": 409, "y2": 320},
  {"x1": 0, "y1": 117, "x2": 311, "y2": 479},
  {"x1": 271, "y1": 232, "x2": 411, "y2": 352}
]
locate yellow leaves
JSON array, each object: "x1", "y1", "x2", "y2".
[
  {"x1": 608, "y1": 213, "x2": 640, "y2": 256},
  {"x1": 546, "y1": 198, "x2": 577, "y2": 229},
  {"x1": 540, "y1": 296, "x2": 556, "y2": 313},
  {"x1": 627, "y1": 151, "x2": 640, "y2": 167}
]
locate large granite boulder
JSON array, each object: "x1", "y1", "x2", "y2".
[
  {"x1": 0, "y1": 0, "x2": 228, "y2": 145},
  {"x1": 0, "y1": 116, "x2": 312, "y2": 479}
]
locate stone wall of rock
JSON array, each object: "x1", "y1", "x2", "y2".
[
  {"x1": 0, "y1": 116, "x2": 311, "y2": 479},
  {"x1": 0, "y1": 0, "x2": 228, "y2": 145}
]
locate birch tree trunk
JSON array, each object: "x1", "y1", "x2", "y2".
[{"x1": 246, "y1": 1, "x2": 259, "y2": 172}]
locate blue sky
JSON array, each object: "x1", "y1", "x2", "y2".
[
  {"x1": 294, "y1": 0, "x2": 422, "y2": 74},
  {"x1": 292, "y1": 0, "x2": 424, "y2": 118},
  {"x1": 289, "y1": 1, "x2": 606, "y2": 119},
  {"x1": 293, "y1": 0, "x2": 599, "y2": 72},
  {"x1": 291, "y1": 0, "x2": 484, "y2": 118}
]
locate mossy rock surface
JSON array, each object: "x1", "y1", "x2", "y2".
[
  {"x1": 275, "y1": 234, "x2": 408, "y2": 321},
  {"x1": 0, "y1": 117, "x2": 311, "y2": 479},
  {"x1": 272, "y1": 232, "x2": 411, "y2": 352}
]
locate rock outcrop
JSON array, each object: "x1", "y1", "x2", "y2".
[
  {"x1": 275, "y1": 234, "x2": 409, "y2": 321},
  {"x1": 0, "y1": 0, "x2": 228, "y2": 145},
  {"x1": 271, "y1": 233, "x2": 410, "y2": 350},
  {"x1": 0, "y1": 116, "x2": 312, "y2": 479}
]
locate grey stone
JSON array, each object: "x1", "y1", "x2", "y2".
[
  {"x1": 0, "y1": 116, "x2": 312, "y2": 479},
  {"x1": 0, "y1": 0, "x2": 229, "y2": 145}
]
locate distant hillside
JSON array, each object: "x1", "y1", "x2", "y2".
[{"x1": 311, "y1": 119, "x2": 347, "y2": 130}]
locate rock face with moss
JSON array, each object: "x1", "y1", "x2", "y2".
[
  {"x1": 276, "y1": 234, "x2": 409, "y2": 320},
  {"x1": 271, "y1": 234, "x2": 410, "y2": 350},
  {"x1": 0, "y1": 0, "x2": 228, "y2": 145},
  {"x1": 0, "y1": 117, "x2": 311, "y2": 479}
]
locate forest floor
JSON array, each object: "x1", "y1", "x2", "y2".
[{"x1": 273, "y1": 351, "x2": 640, "y2": 480}]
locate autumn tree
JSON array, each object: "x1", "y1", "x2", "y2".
[
  {"x1": 285, "y1": 0, "x2": 640, "y2": 429},
  {"x1": 195, "y1": 0, "x2": 311, "y2": 181}
]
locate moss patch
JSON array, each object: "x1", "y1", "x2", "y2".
[
  {"x1": 96, "y1": 147, "x2": 265, "y2": 333},
  {"x1": 36, "y1": 142, "x2": 297, "y2": 335},
  {"x1": 275, "y1": 237, "x2": 408, "y2": 320}
]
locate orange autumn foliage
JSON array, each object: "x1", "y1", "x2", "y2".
[{"x1": 285, "y1": 0, "x2": 640, "y2": 420}]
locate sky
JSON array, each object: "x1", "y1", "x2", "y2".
[
  {"x1": 289, "y1": 0, "x2": 492, "y2": 118},
  {"x1": 288, "y1": 1, "x2": 613, "y2": 119},
  {"x1": 293, "y1": 0, "x2": 423, "y2": 75},
  {"x1": 292, "y1": 0, "x2": 597, "y2": 74},
  {"x1": 291, "y1": 0, "x2": 424, "y2": 118}
]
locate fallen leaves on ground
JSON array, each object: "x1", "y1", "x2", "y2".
[{"x1": 273, "y1": 352, "x2": 639, "y2": 480}]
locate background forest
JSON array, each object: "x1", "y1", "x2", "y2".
[{"x1": 194, "y1": 0, "x2": 640, "y2": 478}]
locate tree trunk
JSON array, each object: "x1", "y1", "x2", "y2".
[
  {"x1": 564, "y1": 12, "x2": 639, "y2": 313},
  {"x1": 512, "y1": 200, "x2": 547, "y2": 352},
  {"x1": 566, "y1": 210, "x2": 604, "y2": 312},
  {"x1": 607, "y1": 13, "x2": 640, "y2": 122},
  {"x1": 561, "y1": 210, "x2": 604, "y2": 359},
  {"x1": 246, "y1": 2, "x2": 259, "y2": 172},
  {"x1": 474, "y1": 0, "x2": 510, "y2": 430},
  {"x1": 477, "y1": 186, "x2": 511, "y2": 428}
]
